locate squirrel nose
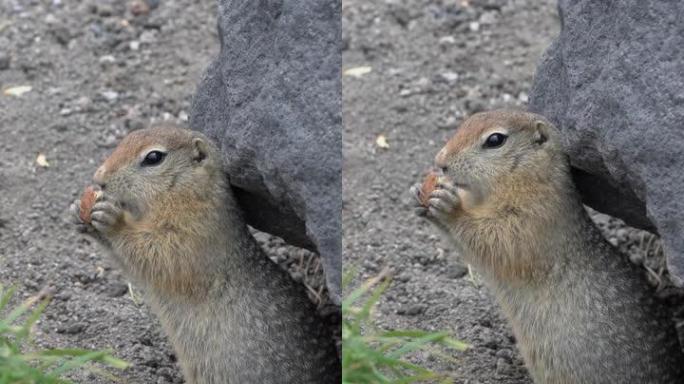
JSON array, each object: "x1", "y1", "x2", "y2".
[{"x1": 93, "y1": 166, "x2": 107, "y2": 188}]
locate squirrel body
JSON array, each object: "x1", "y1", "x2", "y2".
[
  {"x1": 71, "y1": 125, "x2": 340, "y2": 384},
  {"x1": 412, "y1": 110, "x2": 684, "y2": 384}
]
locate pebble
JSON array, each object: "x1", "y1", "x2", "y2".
[
  {"x1": 291, "y1": 271, "x2": 304, "y2": 282},
  {"x1": 437, "y1": 115, "x2": 458, "y2": 130},
  {"x1": 107, "y1": 282, "x2": 129, "y2": 297},
  {"x1": 99, "y1": 55, "x2": 116, "y2": 64},
  {"x1": 398, "y1": 304, "x2": 425, "y2": 316},
  {"x1": 95, "y1": 4, "x2": 114, "y2": 17},
  {"x1": 479, "y1": 11, "x2": 497, "y2": 25},
  {"x1": 101, "y1": 90, "x2": 119, "y2": 101},
  {"x1": 140, "y1": 30, "x2": 157, "y2": 43},
  {"x1": 44, "y1": 14, "x2": 58, "y2": 24},
  {"x1": 464, "y1": 97, "x2": 486, "y2": 113},
  {"x1": 0, "y1": 52, "x2": 10, "y2": 70},
  {"x1": 51, "y1": 123, "x2": 68, "y2": 132},
  {"x1": 447, "y1": 263, "x2": 468, "y2": 279},
  {"x1": 58, "y1": 322, "x2": 87, "y2": 334},
  {"x1": 99, "y1": 134, "x2": 118, "y2": 148},
  {"x1": 51, "y1": 25, "x2": 71, "y2": 46},
  {"x1": 495, "y1": 358, "x2": 509, "y2": 375},
  {"x1": 129, "y1": 0, "x2": 150, "y2": 16},
  {"x1": 495, "y1": 348, "x2": 514, "y2": 362},
  {"x1": 438, "y1": 35, "x2": 457, "y2": 45},
  {"x1": 125, "y1": 118, "x2": 145, "y2": 131},
  {"x1": 437, "y1": 71, "x2": 459, "y2": 84}
]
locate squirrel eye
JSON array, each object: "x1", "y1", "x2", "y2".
[
  {"x1": 483, "y1": 133, "x2": 507, "y2": 149},
  {"x1": 141, "y1": 150, "x2": 166, "y2": 166}
]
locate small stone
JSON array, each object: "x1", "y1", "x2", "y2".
[
  {"x1": 437, "y1": 115, "x2": 458, "y2": 130},
  {"x1": 101, "y1": 90, "x2": 119, "y2": 101},
  {"x1": 129, "y1": 0, "x2": 150, "y2": 16},
  {"x1": 107, "y1": 282, "x2": 129, "y2": 297},
  {"x1": 479, "y1": 11, "x2": 497, "y2": 25},
  {"x1": 291, "y1": 271, "x2": 303, "y2": 282},
  {"x1": 438, "y1": 36, "x2": 456, "y2": 45},
  {"x1": 75, "y1": 96, "x2": 92, "y2": 107},
  {"x1": 125, "y1": 118, "x2": 145, "y2": 131},
  {"x1": 129, "y1": 40, "x2": 140, "y2": 51},
  {"x1": 398, "y1": 304, "x2": 425, "y2": 316},
  {"x1": 437, "y1": 71, "x2": 459, "y2": 84},
  {"x1": 146, "y1": 0, "x2": 160, "y2": 9},
  {"x1": 51, "y1": 25, "x2": 71, "y2": 45},
  {"x1": 96, "y1": 4, "x2": 114, "y2": 17},
  {"x1": 469, "y1": 21, "x2": 480, "y2": 32},
  {"x1": 45, "y1": 14, "x2": 58, "y2": 24},
  {"x1": 495, "y1": 358, "x2": 509, "y2": 375},
  {"x1": 395, "y1": 273, "x2": 411, "y2": 283},
  {"x1": 615, "y1": 228, "x2": 628, "y2": 240},
  {"x1": 140, "y1": 30, "x2": 157, "y2": 43},
  {"x1": 58, "y1": 322, "x2": 86, "y2": 334},
  {"x1": 447, "y1": 263, "x2": 468, "y2": 279},
  {"x1": 99, "y1": 55, "x2": 116, "y2": 64},
  {"x1": 0, "y1": 52, "x2": 10, "y2": 70},
  {"x1": 495, "y1": 348, "x2": 514, "y2": 362},
  {"x1": 51, "y1": 123, "x2": 68, "y2": 132}
]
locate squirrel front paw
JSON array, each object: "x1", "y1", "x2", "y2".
[
  {"x1": 89, "y1": 198, "x2": 123, "y2": 234},
  {"x1": 410, "y1": 181, "x2": 461, "y2": 227},
  {"x1": 68, "y1": 193, "x2": 123, "y2": 236}
]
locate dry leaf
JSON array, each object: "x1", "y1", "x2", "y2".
[
  {"x1": 376, "y1": 134, "x2": 390, "y2": 149},
  {"x1": 36, "y1": 153, "x2": 49, "y2": 167},
  {"x1": 343, "y1": 66, "x2": 372, "y2": 78},
  {"x1": 3, "y1": 85, "x2": 32, "y2": 97}
]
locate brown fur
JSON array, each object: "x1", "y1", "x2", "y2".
[{"x1": 96, "y1": 126, "x2": 192, "y2": 182}]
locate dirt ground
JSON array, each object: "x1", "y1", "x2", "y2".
[
  {"x1": 0, "y1": 1, "x2": 335, "y2": 383},
  {"x1": 342, "y1": 0, "x2": 682, "y2": 383}
]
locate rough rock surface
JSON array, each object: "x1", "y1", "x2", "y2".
[
  {"x1": 190, "y1": 0, "x2": 342, "y2": 302},
  {"x1": 529, "y1": 0, "x2": 684, "y2": 285}
]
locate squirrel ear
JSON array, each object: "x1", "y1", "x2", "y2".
[
  {"x1": 192, "y1": 138, "x2": 209, "y2": 164},
  {"x1": 533, "y1": 121, "x2": 548, "y2": 146}
]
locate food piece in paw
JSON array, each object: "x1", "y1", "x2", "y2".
[
  {"x1": 79, "y1": 186, "x2": 102, "y2": 224},
  {"x1": 419, "y1": 172, "x2": 440, "y2": 207}
]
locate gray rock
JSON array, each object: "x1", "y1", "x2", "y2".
[
  {"x1": 530, "y1": 0, "x2": 684, "y2": 285},
  {"x1": 190, "y1": 0, "x2": 341, "y2": 302}
]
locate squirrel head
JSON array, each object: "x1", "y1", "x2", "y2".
[
  {"x1": 435, "y1": 110, "x2": 568, "y2": 210},
  {"x1": 93, "y1": 124, "x2": 224, "y2": 217}
]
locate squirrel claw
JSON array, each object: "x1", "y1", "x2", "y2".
[{"x1": 90, "y1": 200, "x2": 122, "y2": 234}]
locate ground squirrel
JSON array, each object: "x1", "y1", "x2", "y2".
[
  {"x1": 411, "y1": 110, "x2": 684, "y2": 383},
  {"x1": 69, "y1": 125, "x2": 340, "y2": 383}
]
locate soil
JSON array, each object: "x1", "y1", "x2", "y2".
[
  {"x1": 0, "y1": 1, "x2": 335, "y2": 383},
  {"x1": 342, "y1": 0, "x2": 683, "y2": 383}
]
